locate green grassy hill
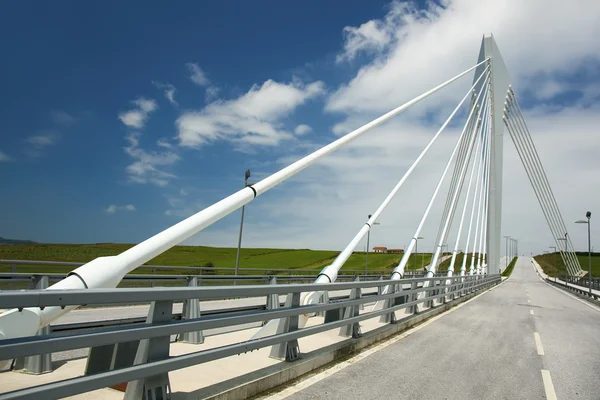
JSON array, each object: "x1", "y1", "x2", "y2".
[
  {"x1": 0, "y1": 243, "x2": 432, "y2": 275},
  {"x1": 534, "y1": 252, "x2": 600, "y2": 277}
]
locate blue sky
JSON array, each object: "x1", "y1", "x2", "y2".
[{"x1": 1, "y1": 1, "x2": 599, "y2": 255}]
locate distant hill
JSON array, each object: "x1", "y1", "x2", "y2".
[{"x1": 0, "y1": 237, "x2": 37, "y2": 245}]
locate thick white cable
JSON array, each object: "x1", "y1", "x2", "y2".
[
  {"x1": 314, "y1": 66, "x2": 491, "y2": 286},
  {"x1": 507, "y1": 93, "x2": 582, "y2": 275},
  {"x1": 447, "y1": 109, "x2": 485, "y2": 275},
  {"x1": 459, "y1": 116, "x2": 488, "y2": 276},
  {"x1": 388, "y1": 73, "x2": 490, "y2": 284},
  {"x1": 429, "y1": 81, "x2": 491, "y2": 274},
  {"x1": 469, "y1": 98, "x2": 492, "y2": 275},
  {"x1": 476, "y1": 102, "x2": 492, "y2": 275},
  {"x1": 268, "y1": 68, "x2": 494, "y2": 332},
  {"x1": 368, "y1": 83, "x2": 488, "y2": 312},
  {"x1": 286, "y1": 69, "x2": 492, "y2": 318},
  {"x1": 504, "y1": 106, "x2": 578, "y2": 276},
  {"x1": 479, "y1": 110, "x2": 492, "y2": 274}
]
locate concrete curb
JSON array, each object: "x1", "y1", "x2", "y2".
[{"x1": 179, "y1": 280, "x2": 500, "y2": 400}]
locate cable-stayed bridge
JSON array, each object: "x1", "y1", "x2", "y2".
[{"x1": 0, "y1": 35, "x2": 596, "y2": 400}]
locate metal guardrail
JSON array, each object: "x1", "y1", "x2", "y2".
[
  {"x1": 559, "y1": 275, "x2": 600, "y2": 292},
  {"x1": 547, "y1": 277, "x2": 600, "y2": 301},
  {"x1": 0, "y1": 259, "x2": 401, "y2": 277},
  {"x1": 0, "y1": 273, "x2": 500, "y2": 399}
]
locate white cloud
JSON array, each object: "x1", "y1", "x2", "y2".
[
  {"x1": 294, "y1": 124, "x2": 313, "y2": 136},
  {"x1": 177, "y1": 79, "x2": 325, "y2": 148},
  {"x1": 105, "y1": 204, "x2": 136, "y2": 214},
  {"x1": 25, "y1": 132, "x2": 57, "y2": 158},
  {"x1": 124, "y1": 132, "x2": 180, "y2": 186},
  {"x1": 0, "y1": 151, "x2": 10, "y2": 162},
  {"x1": 152, "y1": 81, "x2": 178, "y2": 106},
  {"x1": 182, "y1": 0, "x2": 600, "y2": 260},
  {"x1": 327, "y1": 0, "x2": 600, "y2": 115},
  {"x1": 118, "y1": 97, "x2": 158, "y2": 129},
  {"x1": 186, "y1": 63, "x2": 210, "y2": 86},
  {"x1": 156, "y1": 138, "x2": 173, "y2": 148},
  {"x1": 205, "y1": 86, "x2": 220, "y2": 103},
  {"x1": 51, "y1": 111, "x2": 77, "y2": 125}
]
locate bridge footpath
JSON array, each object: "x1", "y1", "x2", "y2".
[{"x1": 269, "y1": 257, "x2": 600, "y2": 400}]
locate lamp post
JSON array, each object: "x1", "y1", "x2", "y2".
[
  {"x1": 549, "y1": 246, "x2": 557, "y2": 281},
  {"x1": 575, "y1": 211, "x2": 592, "y2": 296},
  {"x1": 503, "y1": 235, "x2": 511, "y2": 269},
  {"x1": 558, "y1": 234, "x2": 568, "y2": 280},
  {"x1": 415, "y1": 236, "x2": 424, "y2": 271},
  {"x1": 235, "y1": 169, "x2": 254, "y2": 277},
  {"x1": 365, "y1": 215, "x2": 380, "y2": 275}
]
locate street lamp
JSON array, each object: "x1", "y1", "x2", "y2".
[
  {"x1": 503, "y1": 235, "x2": 511, "y2": 269},
  {"x1": 235, "y1": 169, "x2": 255, "y2": 277},
  {"x1": 549, "y1": 246, "x2": 557, "y2": 280},
  {"x1": 415, "y1": 236, "x2": 424, "y2": 271},
  {"x1": 365, "y1": 215, "x2": 380, "y2": 274},
  {"x1": 558, "y1": 234, "x2": 568, "y2": 280},
  {"x1": 575, "y1": 211, "x2": 592, "y2": 296}
]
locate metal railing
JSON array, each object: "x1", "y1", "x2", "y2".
[
  {"x1": 547, "y1": 277, "x2": 600, "y2": 300},
  {"x1": 0, "y1": 273, "x2": 500, "y2": 400},
  {"x1": 0, "y1": 258, "x2": 412, "y2": 277}
]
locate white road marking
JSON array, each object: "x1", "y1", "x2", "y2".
[
  {"x1": 541, "y1": 370, "x2": 557, "y2": 400},
  {"x1": 528, "y1": 299, "x2": 531, "y2": 303},
  {"x1": 258, "y1": 280, "x2": 505, "y2": 400},
  {"x1": 534, "y1": 332, "x2": 545, "y2": 355},
  {"x1": 530, "y1": 309, "x2": 534, "y2": 315},
  {"x1": 527, "y1": 293, "x2": 529, "y2": 297}
]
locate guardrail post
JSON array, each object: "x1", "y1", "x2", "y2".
[
  {"x1": 377, "y1": 276, "x2": 384, "y2": 295},
  {"x1": 9, "y1": 263, "x2": 16, "y2": 289},
  {"x1": 340, "y1": 282, "x2": 362, "y2": 337},
  {"x1": 269, "y1": 292, "x2": 300, "y2": 362},
  {"x1": 379, "y1": 283, "x2": 401, "y2": 324},
  {"x1": 407, "y1": 280, "x2": 419, "y2": 314},
  {"x1": 424, "y1": 278, "x2": 434, "y2": 309},
  {"x1": 151, "y1": 267, "x2": 157, "y2": 287},
  {"x1": 317, "y1": 288, "x2": 330, "y2": 317},
  {"x1": 14, "y1": 275, "x2": 52, "y2": 375},
  {"x1": 124, "y1": 300, "x2": 174, "y2": 400},
  {"x1": 179, "y1": 276, "x2": 204, "y2": 344}
]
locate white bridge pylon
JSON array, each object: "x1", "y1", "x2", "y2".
[{"x1": 0, "y1": 35, "x2": 582, "y2": 345}]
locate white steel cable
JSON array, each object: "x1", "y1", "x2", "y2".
[
  {"x1": 429, "y1": 80, "x2": 492, "y2": 273},
  {"x1": 469, "y1": 97, "x2": 492, "y2": 275},
  {"x1": 459, "y1": 113, "x2": 489, "y2": 276},
  {"x1": 507, "y1": 93, "x2": 582, "y2": 275},
  {"x1": 389, "y1": 74, "x2": 490, "y2": 281},
  {"x1": 447, "y1": 105, "x2": 486, "y2": 275},
  {"x1": 476, "y1": 102, "x2": 493, "y2": 275}
]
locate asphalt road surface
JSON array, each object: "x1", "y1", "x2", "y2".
[{"x1": 281, "y1": 257, "x2": 600, "y2": 400}]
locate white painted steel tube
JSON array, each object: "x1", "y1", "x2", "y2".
[
  {"x1": 447, "y1": 112, "x2": 485, "y2": 276},
  {"x1": 470, "y1": 103, "x2": 492, "y2": 275},
  {"x1": 390, "y1": 74, "x2": 490, "y2": 282},
  {"x1": 429, "y1": 82, "x2": 491, "y2": 274},
  {"x1": 460, "y1": 108, "x2": 490, "y2": 276},
  {"x1": 298, "y1": 68, "x2": 491, "y2": 310},
  {"x1": 476, "y1": 106, "x2": 492, "y2": 275}
]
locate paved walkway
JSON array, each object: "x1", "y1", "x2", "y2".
[{"x1": 270, "y1": 257, "x2": 600, "y2": 400}]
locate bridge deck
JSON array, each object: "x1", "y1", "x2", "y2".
[{"x1": 271, "y1": 257, "x2": 600, "y2": 400}]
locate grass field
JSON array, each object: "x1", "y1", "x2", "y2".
[
  {"x1": 437, "y1": 252, "x2": 484, "y2": 273},
  {"x1": 534, "y1": 252, "x2": 600, "y2": 277},
  {"x1": 0, "y1": 243, "x2": 433, "y2": 276},
  {"x1": 502, "y1": 257, "x2": 517, "y2": 277}
]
